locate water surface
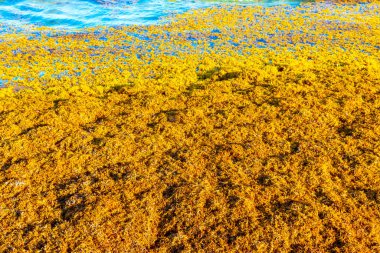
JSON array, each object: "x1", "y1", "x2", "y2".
[{"x1": 0, "y1": 0, "x2": 307, "y2": 30}]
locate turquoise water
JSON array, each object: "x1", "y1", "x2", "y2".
[{"x1": 0, "y1": 0, "x2": 307, "y2": 30}]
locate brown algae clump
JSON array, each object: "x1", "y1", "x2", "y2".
[{"x1": 1, "y1": 1, "x2": 380, "y2": 252}]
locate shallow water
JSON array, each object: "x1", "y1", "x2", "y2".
[{"x1": 0, "y1": 0, "x2": 307, "y2": 30}]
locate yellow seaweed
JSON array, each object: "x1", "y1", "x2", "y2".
[{"x1": 0, "y1": 1, "x2": 380, "y2": 252}]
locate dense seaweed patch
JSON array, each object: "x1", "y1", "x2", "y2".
[{"x1": 1, "y1": 1, "x2": 380, "y2": 252}]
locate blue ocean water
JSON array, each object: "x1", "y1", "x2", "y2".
[{"x1": 0, "y1": 0, "x2": 307, "y2": 30}]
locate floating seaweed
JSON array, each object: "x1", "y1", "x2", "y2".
[{"x1": 0, "y1": 1, "x2": 379, "y2": 252}]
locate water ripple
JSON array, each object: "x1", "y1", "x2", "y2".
[{"x1": 0, "y1": 0, "x2": 306, "y2": 31}]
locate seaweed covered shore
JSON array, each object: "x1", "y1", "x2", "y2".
[{"x1": 1, "y1": 1, "x2": 380, "y2": 252}]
